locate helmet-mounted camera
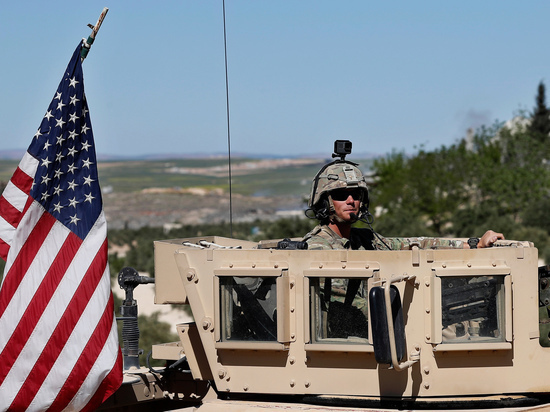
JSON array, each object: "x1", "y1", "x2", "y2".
[{"x1": 332, "y1": 140, "x2": 352, "y2": 161}]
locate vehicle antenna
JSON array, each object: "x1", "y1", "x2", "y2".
[
  {"x1": 81, "y1": 7, "x2": 109, "y2": 61},
  {"x1": 223, "y1": 0, "x2": 234, "y2": 238}
]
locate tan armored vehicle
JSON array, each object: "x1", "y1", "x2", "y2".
[
  {"x1": 100, "y1": 234, "x2": 550, "y2": 411},
  {"x1": 100, "y1": 142, "x2": 550, "y2": 411}
]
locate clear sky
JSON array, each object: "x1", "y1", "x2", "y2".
[{"x1": 1, "y1": 1, "x2": 549, "y2": 158}]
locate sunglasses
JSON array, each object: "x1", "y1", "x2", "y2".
[{"x1": 330, "y1": 189, "x2": 363, "y2": 201}]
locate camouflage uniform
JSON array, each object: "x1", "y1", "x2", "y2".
[{"x1": 303, "y1": 224, "x2": 465, "y2": 251}]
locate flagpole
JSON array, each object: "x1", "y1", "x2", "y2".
[{"x1": 81, "y1": 7, "x2": 109, "y2": 61}]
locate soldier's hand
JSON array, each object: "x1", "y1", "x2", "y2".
[{"x1": 478, "y1": 230, "x2": 505, "y2": 248}]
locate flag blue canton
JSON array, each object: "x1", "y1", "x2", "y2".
[{"x1": 27, "y1": 43, "x2": 101, "y2": 240}]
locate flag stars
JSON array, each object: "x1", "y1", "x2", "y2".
[
  {"x1": 41, "y1": 192, "x2": 51, "y2": 202},
  {"x1": 81, "y1": 124, "x2": 90, "y2": 135},
  {"x1": 54, "y1": 92, "x2": 62, "y2": 101},
  {"x1": 56, "y1": 135, "x2": 66, "y2": 145},
  {"x1": 44, "y1": 110, "x2": 54, "y2": 121},
  {"x1": 55, "y1": 152, "x2": 65, "y2": 162},
  {"x1": 82, "y1": 158, "x2": 93, "y2": 169},
  {"x1": 84, "y1": 192, "x2": 95, "y2": 203},
  {"x1": 53, "y1": 185, "x2": 63, "y2": 196},
  {"x1": 68, "y1": 130, "x2": 77, "y2": 140},
  {"x1": 41, "y1": 175, "x2": 52, "y2": 185},
  {"x1": 69, "y1": 77, "x2": 79, "y2": 88},
  {"x1": 56, "y1": 100, "x2": 66, "y2": 111},
  {"x1": 83, "y1": 176, "x2": 94, "y2": 186},
  {"x1": 67, "y1": 164, "x2": 77, "y2": 174},
  {"x1": 69, "y1": 112, "x2": 78, "y2": 123},
  {"x1": 34, "y1": 129, "x2": 43, "y2": 140},
  {"x1": 69, "y1": 94, "x2": 79, "y2": 105},
  {"x1": 67, "y1": 180, "x2": 78, "y2": 190},
  {"x1": 41, "y1": 157, "x2": 52, "y2": 167},
  {"x1": 43, "y1": 141, "x2": 52, "y2": 151},
  {"x1": 81, "y1": 141, "x2": 91, "y2": 151},
  {"x1": 55, "y1": 118, "x2": 66, "y2": 128},
  {"x1": 69, "y1": 214, "x2": 80, "y2": 225},
  {"x1": 67, "y1": 147, "x2": 77, "y2": 157},
  {"x1": 54, "y1": 169, "x2": 64, "y2": 179},
  {"x1": 68, "y1": 197, "x2": 79, "y2": 208},
  {"x1": 53, "y1": 202, "x2": 63, "y2": 213}
]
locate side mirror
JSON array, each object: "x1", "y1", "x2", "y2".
[{"x1": 369, "y1": 285, "x2": 405, "y2": 365}]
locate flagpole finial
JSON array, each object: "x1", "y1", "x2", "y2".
[{"x1": 81, "y1": 7, "x2": 109, "y2": 61}]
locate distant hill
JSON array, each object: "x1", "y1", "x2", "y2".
[{"x1": 0, "y1": 149, "x2": 381, "y2": 161}]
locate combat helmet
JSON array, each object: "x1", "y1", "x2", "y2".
[{"x1": 308, "y1": 140, "x2": 369, "y2": 222}]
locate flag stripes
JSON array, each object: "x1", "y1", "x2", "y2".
[
  {"x1": 0, "y1": 41, "x2": 122, "y2": 411},
  {"x1": 0, "y1": 153, "x2": 38, "y2": 261}
]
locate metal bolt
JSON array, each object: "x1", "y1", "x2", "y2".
[
  {"x1": 365, "y1": 264, "x2": 369, "y2": 269},
  {"x1": 202, "y1": 318, "x2": 212, "y2": 330},
  {"x1": 186, "y1": 271, "x2": 195, "y2": 281},
  {"x1": 229, "y1": 263, "x2": 233, "y2": 268},
  {"x1": 467, "y1": 262, "x2": 471, "y2": 267},
  {"x1": 243, "y1": 385, "x2": 249, "y2": 391},
  {"x1": 290, "y1": 380, "x2": 295, "y2": 387},
  {"x1": 218, "y1": 369, "x2": 227, "y2": 379},
  {"x1": 319, "y1": 264, "x2": 323, "y2": 268},
  {"x1": 442, "y1": 263, "x2": 446, "y2": 268},
  {"x1": 425, "y1": 280, "x2": 430, "y2": 287},
  {"x1": 492, "y1": 262, "x2": 497, "y2": 267},
  {"x1": 274, "y1": 264, "x2": 279, "y2": 268},
  {"x1": 252, "y1": 263, "x2": 256, "y2": 268},
  {"x1": 342, "y1": 264, "x2": 346, "y2": 269},
  {"x1": 305, "y1": 381, "x2": 311, "y2": 388},
  {"x1": 423, "y1": 366, "x2": 430, "y2": 374},
  {"x1": 424, "y1": 382, "x2": 430, "y2": 389},
  {"x1": 426, "y1": 334, "x2": 431, "y2": 341},
  {"x1": 289, "y1": 357, "x2": 295, "y2": 365},
  {"x1": 425, "y1": 308, "x2": 430, "y2": 314}
]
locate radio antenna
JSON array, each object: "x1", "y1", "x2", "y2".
[{"x1": 223, "y1": 0, "x2": 234, "y2": 238}]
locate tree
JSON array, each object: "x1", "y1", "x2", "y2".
[
  {"x1": 529, "y1": 81, "x2": 550, "y2": 143},
  {"x1": 370, "y1": 144, "x2": 471, "y2": 237},
  {"x1": 370, "y1": 119, "x2": 550, "y2": 248}
]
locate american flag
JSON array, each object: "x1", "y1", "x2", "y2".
[{"x1": 0, "y1": 42, "x2": 122, "y2": 411}]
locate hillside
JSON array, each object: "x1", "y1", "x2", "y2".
[{"x1": 0, "y1": 156, "x2": 375, "y2": 230}]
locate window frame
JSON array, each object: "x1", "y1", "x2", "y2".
[
  {"x1": 214, "y1": 268, "x2": 293, "y2": 350},
  {"x1": 304, "y1": 268, "x2": 376, "y2": 352},
  {"x1": 430, "y1": 262, "x2": 512, "y2": 352}
]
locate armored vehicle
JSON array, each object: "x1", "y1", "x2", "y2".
[{"x1": 100, "y1": 232, "x2": 550, "y2": 411}]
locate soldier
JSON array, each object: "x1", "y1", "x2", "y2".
[{"x1": 302, "y1": 155, "x2": 504, "y2": 251}]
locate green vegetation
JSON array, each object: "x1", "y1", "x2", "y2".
[
  {"x1": 369, "y1": 81, "x2": 550, "y2": 261},
  {"x1": 108, "y1": 217, "x2": 317, "y2": 277}
]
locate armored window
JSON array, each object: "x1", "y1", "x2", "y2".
[
  {"x1": 308, "y1": 276, "x2": 371, "y2": 346},
  {"x1": 214, "y1": 268, "x2": 294, "y2": 350},
  {"x1": 431, "y1": 263, "x2": 512, "y2": 351},
  {"x1": 219, "y1": 276, "x2": 278, "y2": 342},
  {"x1": 441, "y1": 276, "x2": 505, "y2": 343}
]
